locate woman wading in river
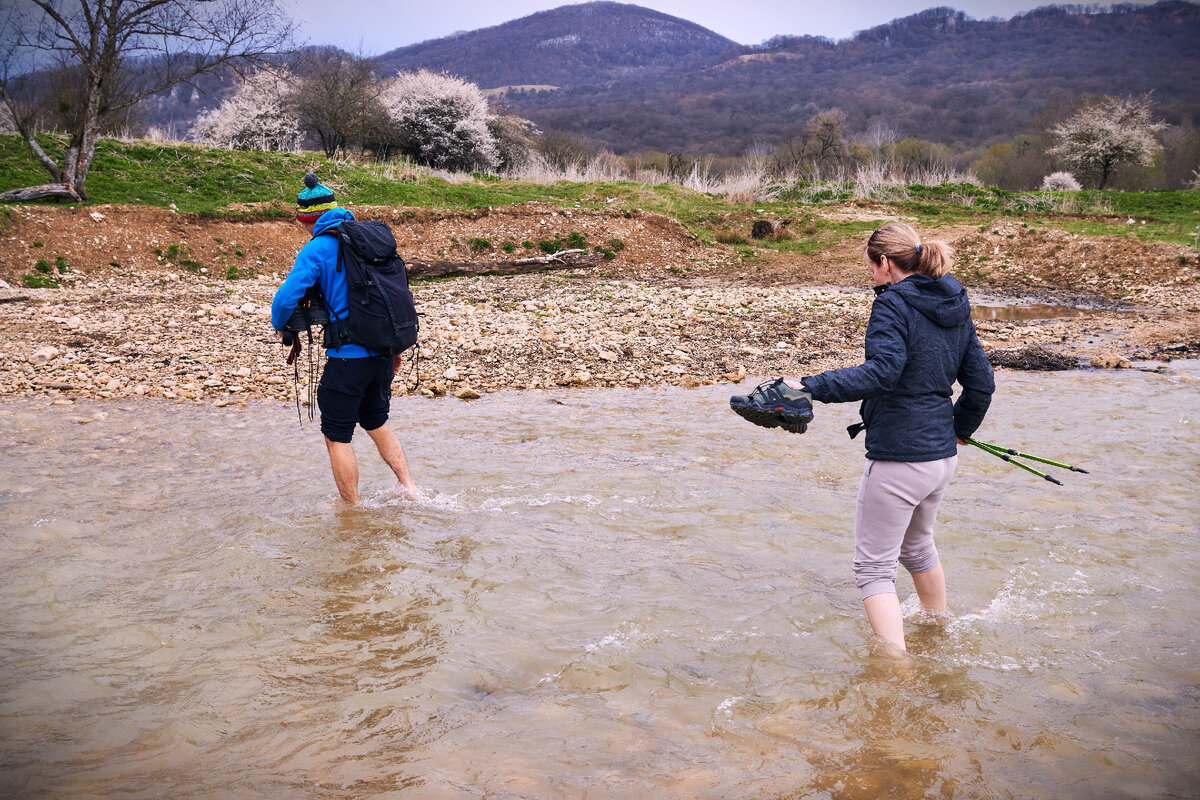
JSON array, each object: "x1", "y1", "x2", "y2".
[{"x1": 792, "y1": 224, "x2": 994, "y2": 652}]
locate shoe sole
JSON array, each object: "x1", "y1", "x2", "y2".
[{"x1": 730, "y1": 398, "x2": 812, "y2": 433}]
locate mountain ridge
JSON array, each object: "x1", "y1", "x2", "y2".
[{"x1": 375, "y1": 1, "x2": 738, "y2": 89}]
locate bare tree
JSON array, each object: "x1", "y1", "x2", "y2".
[
  {"x1": 803, "y1": 109, "x2": 849, "y2": 170},
  {"x1": 537, "y1": 129, "x2": 595, "y2": 172},
  {"x1": 1046, "y1": 94, "x2": 1167, "y2": 189},
  {"x1": 772, "y1": 109, "x2": 849, "y2": 178},
  {"x1": 487, "y1": 113, "x2": 538, "y2": 172},
  {"x1": 865, "y1": 119, "x2": 901, "y2": 154},
  {"x1": 292, "y1": 47, "x2": 380, "y2": 159},
  {"x1": 0, "y1": 0, "x2": 293, "y2": 200}
]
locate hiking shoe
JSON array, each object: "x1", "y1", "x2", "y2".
[{"x1": 730, "y1": 378, "x2": 814, "y2": 434}]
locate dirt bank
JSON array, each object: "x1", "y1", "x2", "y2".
[{"x1": 1, "y1": 203, "x2": 1197, "y2": 406}]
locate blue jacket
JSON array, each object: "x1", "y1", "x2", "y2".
[
  {"x1": 271, "y1": 208, "x2": 374, "y2": 358},
  {"x1": 801, "y1": 273, "x2": 994, "y2": 462}
]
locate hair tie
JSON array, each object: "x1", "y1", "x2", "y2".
[{"x1": 915, "y1": 243, "x2": 922, "y2": 255}]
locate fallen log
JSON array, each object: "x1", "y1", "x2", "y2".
[
  {"x1": 407, "y1": 249, "x2": 603, "y2": 279},
  {"x1": 0, "y1": 183, "x2": 82, "y2": 202}
]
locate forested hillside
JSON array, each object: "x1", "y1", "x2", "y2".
[
  {"x1": 499, "y1": 2, "x2": 1199, "y2": 155},
  {"x1": 130, "y1": 1, "x2": 1199, "y2": 161}
]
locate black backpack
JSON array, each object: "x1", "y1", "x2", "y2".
[{"x1": 322, "y1": 220, "x2": 419, "y2": 355}]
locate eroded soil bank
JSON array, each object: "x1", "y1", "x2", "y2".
[{"x1": 1, "y1": 203, "x2": 1198, "y2": 405}]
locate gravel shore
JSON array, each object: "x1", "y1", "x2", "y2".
[
  {"x1": 3, "y1": 268, "x2": 1196, "y2": 408},
  {"x1": 2, "y1": 203, "x2": 1198, "y2": 406}
]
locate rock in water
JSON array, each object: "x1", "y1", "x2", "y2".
[{"x1": 1090, "y1": 352, "x2": 1131, "y2": 369}]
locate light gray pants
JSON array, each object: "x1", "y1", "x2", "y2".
[{"x1": 853, "y1": 456, "x2": 957, "y2": 600}]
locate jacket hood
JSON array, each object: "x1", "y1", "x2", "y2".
[
  {"x1": 888, "y1": 273, "x2": 971, "y2": 327},
  {"x1": 312, "y1": 207, "x2": 355, "y2": 237}
]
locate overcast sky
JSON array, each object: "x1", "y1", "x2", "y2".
[{"x1": 284, "y1": 0, "x2": 1133, "y2": 54}]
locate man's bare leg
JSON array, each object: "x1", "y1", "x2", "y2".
[
  {"x1": 365, "y1": 424, "x2": 417, "y2": 498},
  {"x1": 324, "y1": 437, "x2": 359, "y2": 504}
]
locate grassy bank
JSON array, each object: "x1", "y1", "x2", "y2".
[{"x1": 2, "y1": 134, "x2": 1197, "y2": 248}]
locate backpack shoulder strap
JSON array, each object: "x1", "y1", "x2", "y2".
[{"x1": 319, "y1": 224, "x2": 347, "y2": 273}]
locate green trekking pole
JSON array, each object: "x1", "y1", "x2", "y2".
[
  {"x1": 965, "y1": 438, "x2": 1064, "y2": 486},
  {"x1": 967, "y1": 439, "x2": 1090, "y2": 473}
]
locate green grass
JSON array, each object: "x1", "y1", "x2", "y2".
[
  {"x1": 22, "y1": 272, "x2": 58, "y2": 288},
  {"x1": 2, "y1": 134, "x2": 1197, "y2": 248}
]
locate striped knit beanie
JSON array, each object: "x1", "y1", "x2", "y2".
[{"x1": 296, "y1": 173, "x2": 336, "y2": 224}]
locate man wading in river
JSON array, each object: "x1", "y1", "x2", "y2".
[{"x1": 271, "y1": 174, "x2": 419, "y2": 504}]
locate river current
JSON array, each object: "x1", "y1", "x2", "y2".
[{"x1": 1, "y1": 366, "x2": 1197, "y2": 798}]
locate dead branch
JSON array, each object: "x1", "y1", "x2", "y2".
[{"x1": 0, "y1": 183, "x2": 82, "y2": 202}]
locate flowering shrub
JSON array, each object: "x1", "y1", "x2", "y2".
[
  {"x1": 191, "y1": 69, "x2": 303, "y2": 152},
  {"x1": 1040, "y1": 171, "x2": 1081, "y2": 191},
  {"x1": 380, "y1": 70, "x2": 498, "y2": 172}
]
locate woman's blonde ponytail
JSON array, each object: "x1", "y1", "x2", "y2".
[{"x1": 865, "y1": 223, "x2": 953, "y2": 278}]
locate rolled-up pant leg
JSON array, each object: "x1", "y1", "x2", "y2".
[{"x1": 853, "y1": 457, "x2": 957, "y2": 600}]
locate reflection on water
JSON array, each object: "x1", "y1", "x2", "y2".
[
  {"x1": 971, "y1": 303, "x2": 1143, "y2": 321},
  {"x1": 1, "y1": 364, "x2": 1198, "y2": 798}
]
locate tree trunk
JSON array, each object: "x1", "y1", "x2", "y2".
[
  {"x1": 63, "y1": 80, "x2": 104, "y2": 200},
  {"x1": 72, "y1": 127, "x2": 101, "y2": 199},
  {"x1": 0, "y1": 183, "x2": 83, "y2": 202},
  {"x1": 407, "y1": 251, "x2": 602, "y2": 279}
]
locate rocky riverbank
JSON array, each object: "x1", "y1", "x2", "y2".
[{"x1": 1, "y1": 203, "x2": 1198, "y2": 406}]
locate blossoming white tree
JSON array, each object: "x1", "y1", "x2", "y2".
[
  {"x1": 1047, "y1": 95, "x2": 1166, "y2": 189},
  {"x1": 191, "y1": 68, "x2": 303, "y2": 152},
  {"x1": 380, "y1": 69, "x2": 498, "y2": 172}
]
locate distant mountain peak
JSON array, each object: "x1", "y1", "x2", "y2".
[{"x1": 375, "y1": 2, "x2": 736, "y2": 89}]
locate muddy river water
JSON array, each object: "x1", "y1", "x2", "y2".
[{"x1": 1, "y1": 366, "x2": 1197, "y2": 799}]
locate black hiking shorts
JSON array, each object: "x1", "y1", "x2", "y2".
[{"x1": 317, "y1": 355, "x2": 393, "y2": 443}]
